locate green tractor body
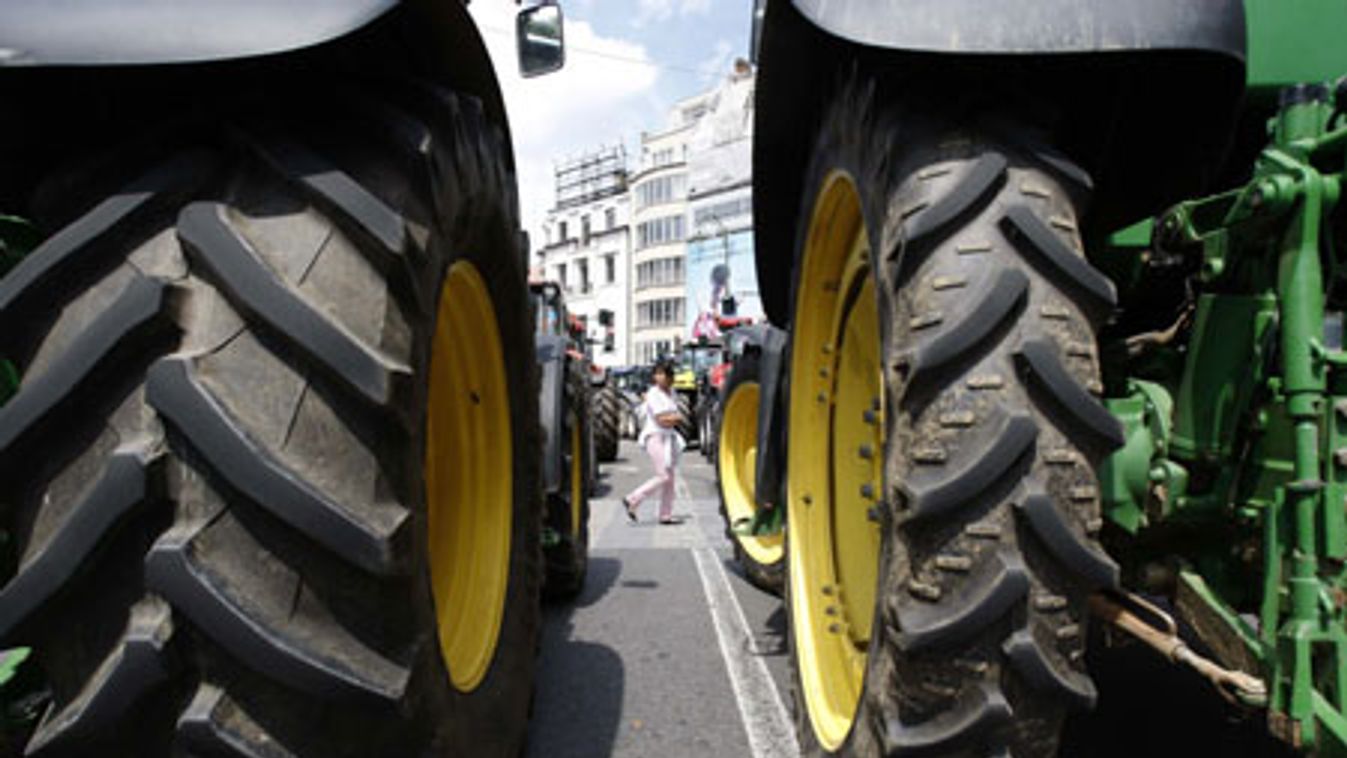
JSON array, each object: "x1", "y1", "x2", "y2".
[
  {"x1": 743, "y1": 0, "x2": 1347, "y2": 754},
  {"x1": 530, "y1": 281, "x2": 594, "y2": 598}
]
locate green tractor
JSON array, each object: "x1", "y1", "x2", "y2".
[
  {"x1": 671, "y1": 338, "x2": 723, "y2": 447},
  {"x1": 531, "y1": 280, "x2": 594, "y2": 599},
  {"x1": 0, "y1": 1, "x2": 564, "y2": 754},
  {"x1": 730, "y1": 0, "x2": 1347, "y2": 754}
]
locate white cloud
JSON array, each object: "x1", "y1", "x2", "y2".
[
  {"x1": 468, "y1": 4, "x2": 660, "y2": 244},
  {"x1": 632, "y1": 0, "x2": 710, "y2": 28},
  {"x1": 679, "y1": 0, "x2": 712, "y2": 16},
  {"x1": 632, "y1": 0, "x2": 673, "y2": 27}
]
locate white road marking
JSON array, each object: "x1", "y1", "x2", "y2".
[
  {"x1": 691, "y1": 547, "x2": 798, "y2": 758},
  {"x1": 681, "y1": 470, "x2": 798, "y2": 758}
]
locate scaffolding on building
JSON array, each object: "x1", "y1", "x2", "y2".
[{"x1": 554, "y1": 145, "x2": 628, "y2": 210}]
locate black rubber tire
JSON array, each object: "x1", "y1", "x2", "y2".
[
  {"x1": 544, "y1": 360, "x2": 591, "y2": 599},
  {"x1": 786, "y1": 78, "x2": 1123, "y2": 757},
  {"x1": 715, "y1": 353, "x2": 785, "y2": 595},
  {"x1": 621, "y1": 399, "x2": 641, "y2": 440},
  {"x1": 675, "y1": 392, "x2": 697, "y2": 448},
  {"x1": 0, "y1": 83, "x2": 543, "y2": 756},
  {"x1": 698, "y1": 395, "x2": 718, "y2": 462},
  {"x1": 592, "y1": 382, "x2": 621, "y2": 463}
]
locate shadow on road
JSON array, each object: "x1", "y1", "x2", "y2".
[{"x1": 526, "y1": 557, "x2": 625, "y2": 758}]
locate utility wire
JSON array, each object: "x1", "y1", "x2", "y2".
[{"x1": 477, "y1": 24, "x2": 727, "y2": 76}]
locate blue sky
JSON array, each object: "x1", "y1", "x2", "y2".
[{"x1": 468, "y1": 1, "x2": 755, "y2": 239}]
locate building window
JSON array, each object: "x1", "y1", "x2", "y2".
[
  {"x1": 648, "y1": 148, "x2": 676, "y2": 169},
  {"x1": 635, "y1": 257, "x2": 685, "y2": 289},
  {"x1": 636, "y1": 297, "x2": 685, "y2": 328},
  {"x1": 578, "y1": 258, "x2": 590, "y2": 294},
  {"x1": 604, "y1": 254, "x2": 616, "y2": 284},
  {"x1": 636, "y1": 215, "x2": 686, "y2": 250},
  {"x1": 606, "y1": 208, "x2": 617, "y2": 229},
  {"x1": 557, "y1": 263, "x2": 567, "y2": 290},
  {"x1": 635, "y1": 174, "x2": 686, "y2": 211},
  {"x1": 581, "y1": 214, "x2": 591, "y2": 245},
  {"x1": 693, "y1": 196, "x2": 754, "y2": 229},
  {"x1": 636, "y1": 339, "x2": 675, "y2": 364}
]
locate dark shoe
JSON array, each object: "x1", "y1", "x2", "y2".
[
  {"x1": 658, "y1": 516, "x2": 684, "y2": 526},
  {"x1": 623, "y1": 497, "x2": 639, "y2": 522}
]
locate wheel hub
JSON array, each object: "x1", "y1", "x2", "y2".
[
  {"x1": 425, "y1": 261, "x2": 512, "y2": 693},
  {"x1": 788, "y1": 172, "x2": 884, "y2": 750}
]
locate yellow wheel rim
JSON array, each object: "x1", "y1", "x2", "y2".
[
  {"x1": 718, "y1": 381, "x2": 783, "y2": 565},
  {"x1": 788, "y1": 172, "x2": 884, "y2": 751},
  {"x1": 425, "y1": 261, "x2": 512, "y2": 693},
  {"x1": 570, "y1": 417, "x2": 584, "y2": 537}
]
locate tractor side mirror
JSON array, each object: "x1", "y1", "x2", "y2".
[{"x1": 517, "y1": 3, "x2": 565, "y2": 78}]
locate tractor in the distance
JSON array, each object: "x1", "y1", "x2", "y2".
[{"x1": 531, "y1": 280, "x2": 594, "y2": 599}]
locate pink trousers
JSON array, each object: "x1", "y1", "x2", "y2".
[{"x1": 626, "y1": 434, "x2": 676, "y2": 520}]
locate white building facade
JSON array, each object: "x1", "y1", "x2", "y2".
[
  {"x1": 686, "y1": 60, "x2": 762, "y2": 335},
  {"x1": 536, "y1": 62, "x2": 762, "y2": 368},
  {"x1": 536, "y1": 146, "x2": 632, "y2": 367},
  {"x1": 629, "y1": 93, "x2": 712, "y2": 365}
]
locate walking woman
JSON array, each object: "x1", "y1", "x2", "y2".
[{"x1": 622, "y1": 360, "x2": 685, "y2": 524}]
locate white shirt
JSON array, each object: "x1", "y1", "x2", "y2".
[{"x1": 638, "y1": 386, "x2": 686, "y2": 461}]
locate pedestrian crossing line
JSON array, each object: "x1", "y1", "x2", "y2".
[{"x1": 690, "y1": 545, "x2": 798, "y2": 758}]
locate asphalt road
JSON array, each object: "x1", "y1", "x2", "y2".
[
  {"x1": 525, "y1": 441, "x2": 1298, "y2": 758},
  {"x1": 526, "y1": 440, "x2": 796, "y2": 758}
]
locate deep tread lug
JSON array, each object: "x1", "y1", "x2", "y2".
[
  {"x1": 1000, "y1": 205, "x2": 1116, "y2": 317},
  {"x1": 1015, "y1": 491, "x2": 1119, "y2": 590},
  {"x1": 1015, "y1": 339, "x2": 1125, "y2": 451},
  {"x1": 241, "y1": 132, "x2": 426, "y2": 315},
  {"x1": 146, "y1": 358, "x2": 407, "y2": 576},
  {"x1": 883, "y1": 683, "x2": 1013, "y2": 756},
  {"x1": 25, "y1": 599, "x2": 174, "y2": 756},
  {"x1": 1003, "y1": 628, "x2": 1098, "y2": 711},
  {"x1": 144, "y1": 525, "x2": 409, "y2": 704},
  {"x1": 175, "y1": 202, "x2": 410, "y2": 410},
  {"x1": 899, "y1": 268, "x2": 1028, "y2": 385},
  {"x1": 177, "y1": 683, "x2": 296, "y2": 758},
  {"x1": 0, "y1": 151, "x2": 214, "y2": 327},
  {"x1": 892, "y1": 551, "x2": 1029, "y2": 653},
  {"x1": 0, "y1": 276, "x2": 174, "y2": 459},
  {"x1": 0, "y1": 450, "x2": 158, "y2": 642},
  {"x1": 899, "y1": 413, "x2": 1037, "y2": 523},
  {"x1": 895, "y1": 153, "x2": 1008, "y2": 260}
]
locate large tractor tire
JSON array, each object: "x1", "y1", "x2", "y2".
[
  {"x1": 675, "y1": 392, "x2": 697, "y2": 448},
  {"x1": 544, "y1": 361, "x2": 591, "y2": 599},
  {"x1": 698, "y1": 395, "x2": 718, "y2": 462},
  {"x1": 715, "y1": 352, "x2": 785, "y2": 594},
  {"x1": 0, "y1": 82, "x2": 543, "y2": 756},
  {"x1": 621, "y1": 399, "x2": 641, "y2": 440},
  {"x1": 784, "y1": 78, "x2": 1122, "y2": 757},
  {"x1": 592, "y1": 381, "x2": 621, "y2": 463}
]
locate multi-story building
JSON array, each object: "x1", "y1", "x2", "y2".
[
  {"x1": 629, "y1": 93, "x2": 710, "y2": 365},
  {"x1": 536, "y1": 146, "x2": 632, "y2": 367},
  {"x1": 536, "y1": 62, "x2": 761, "y2": 368},
  {"x1": 686, "y1": 59, "x2": 762, "y2": 336}
]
